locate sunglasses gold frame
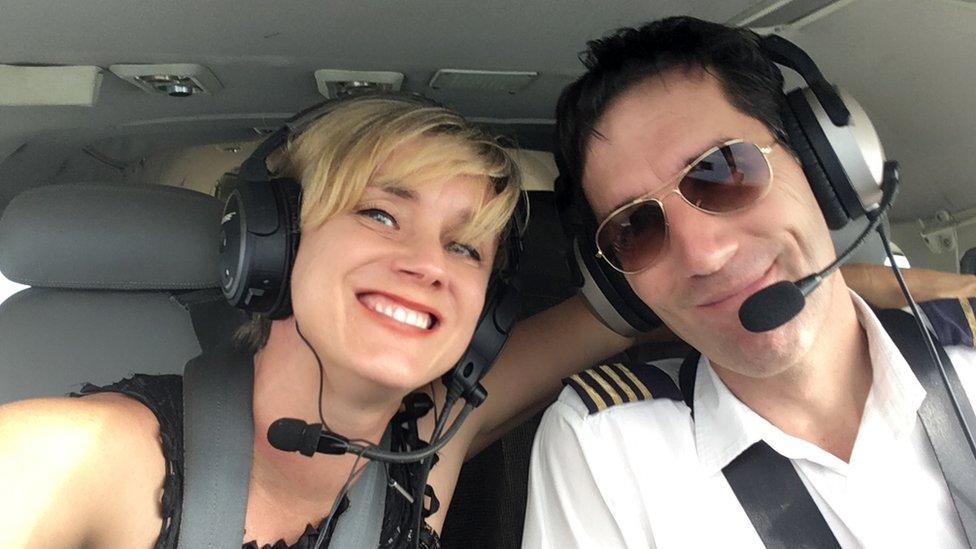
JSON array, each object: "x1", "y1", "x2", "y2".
[{"x1": 595, "y1": 139, "x2": 776, "y2": 275}]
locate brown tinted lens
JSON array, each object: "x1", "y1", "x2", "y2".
[
  {"x1": 597, "y1": 201, "x2": 667, "y2": 272},
  {"x1": 679, "y1": 141, "x2": 770, "y2": 212}
]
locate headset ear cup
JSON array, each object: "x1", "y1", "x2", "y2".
[
  {"x1": 266, "y1": 178, "x2": 302, "y2": 319},
  {"x1": 782, "y1": 92, "x2": 849, "y2": 230},
  {"x1": 574, "y1": 229, "x2": 660, "y2": 336},
  {"x1": 555, "y1": 175, "x2": 660, "y2": 337},
  {"x1": 441, "y1": 274, "x2": 522, "y2": 405},
  {"x1": 219, "y1": 179, "x2": 302, "y2": 319}
]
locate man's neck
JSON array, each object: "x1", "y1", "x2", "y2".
[{"x1": 714, "y1": 282, "x2": 873, "y2": 462}]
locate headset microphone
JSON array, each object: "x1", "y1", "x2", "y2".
[
  {"x1": 267, "y1": 405, "x2": 473, "y2": 464},
  {"x1": 739, "y1": 161, "x2": 900, "y2": 333}
]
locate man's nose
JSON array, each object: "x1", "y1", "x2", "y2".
[
  {"x1": 392, "y1": 237, "x2": 448, "y2": 288},
  {"x1": 664, "y1": 195, "x2": 738, "y2": 277}
]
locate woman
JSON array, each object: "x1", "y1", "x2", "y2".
[{"x1": 0, "y1": 96, "x2": 631, "y2": 548}]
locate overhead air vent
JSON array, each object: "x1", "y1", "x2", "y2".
[
  {"x1": 313, "y1": 70, "x2": 403, "y2": 99},
  {"x1": 728, "y1": 0, "x2": 858, "y2": 29},
  {"x1": 109, "y1": 63, "x2": 222, "y2": 97},
  {"x1": 428, "y1": 69, "x2": 538, "y2": 94}
]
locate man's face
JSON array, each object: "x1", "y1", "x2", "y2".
[{"x1": 582, "y1": 70, "x2": 838, "y2": 377}]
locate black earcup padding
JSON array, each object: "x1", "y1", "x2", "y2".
[
  {"x1": 267, "y1": 178, "x2": 302, "y2": 319},
  {"x1": 781, "y1": 95, "x2": 850, "y2": 230},
  {"x1": 218, "y1": 179, "x2": 301, "y2": 319}
]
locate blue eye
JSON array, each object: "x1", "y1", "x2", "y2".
[
  {"x1": 358, "y1": 208, "x2": 397, "y2": 229},
  {"x1": 447, "y1": 242, "x2": 482, "y2": 262}
]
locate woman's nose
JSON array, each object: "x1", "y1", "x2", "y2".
[{"x1": 391, "y1": 238, "x2": 448, "y2": 288}]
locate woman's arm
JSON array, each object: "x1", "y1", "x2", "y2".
[
  {"x1": 841, "y1": 263, "x2": 976, "y2": 309},
  {"x1": 456, "y1": 295, "x2": 634, "y2": 458},
  {"x1": 0, "y1": 395, "x2": 165, "y2": 548}
]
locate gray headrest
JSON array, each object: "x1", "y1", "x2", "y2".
[{"x1": 0, "y1": 184, "x2": 222, "y2": 290}]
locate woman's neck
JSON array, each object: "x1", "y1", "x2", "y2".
[{"x1": 245, "y1": 317, "x2": 405, "y2": 528}]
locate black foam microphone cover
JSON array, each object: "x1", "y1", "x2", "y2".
[
  {"x1": 268, "y1": 417, "x2": 318, "y2": 456},
  {"x1": 739, "y1": 280, "x2": 806, "y2": 333}
]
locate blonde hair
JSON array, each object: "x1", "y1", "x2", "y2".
[{"x1": 236, "y1": 96, "x2": 522, "y2": 350}]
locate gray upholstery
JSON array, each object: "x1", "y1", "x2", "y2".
[
  {"x1": 0, "y1": 184, "x2": 222, "y2": 289},
  {"x1": 0, "y1": 289, "x2": 202, "y2": 402},
  {"x1": 0, "y1": 183, "x2": 239, "y2": 405}
]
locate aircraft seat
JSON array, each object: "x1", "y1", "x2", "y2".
[{"x1": 0, "y1": 183, "x2": 245, "y2": 405}]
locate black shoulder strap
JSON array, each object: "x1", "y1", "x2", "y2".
[
  {"x1": 875, "y1": 308, "x2": 976, "y2": 547},
  {"x1": 563, "y1": 361, "x2": 682, "y2": 415},
  {"x1": 919, "y1": 298, "x2": 976, "y2": 349},
  {"x1": 174, "y1": 290, "x2": 255, "y2": 549},
  {"x1": 678, "y1": 351, "x2": 699, "y2": 412},
  {"x1": 678, "y1": 354, "x2": 841, "y2": 548},
  {"x1": 724, "y1": 441, "x2": 842, "y2": 549}
]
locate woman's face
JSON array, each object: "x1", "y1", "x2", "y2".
[{"x1": 289, "y1": 138, "x2": 500, "y2": 394}]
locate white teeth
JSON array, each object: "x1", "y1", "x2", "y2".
[{"x1": 362, "y1": 294, "x2": 433, "y2": 330}]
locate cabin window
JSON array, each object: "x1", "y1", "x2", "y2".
[{"x1": 0, "y1": 271, "x2": 27, "y2": 307}]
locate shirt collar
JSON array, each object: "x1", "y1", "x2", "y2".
[{"x1": 692, "y1": 290, "x2": 927, "y2": 475}]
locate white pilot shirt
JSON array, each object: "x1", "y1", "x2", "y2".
[{"x1": 523, "y1": 293, "x2": 976, "y2": 548}]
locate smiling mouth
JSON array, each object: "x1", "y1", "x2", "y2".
[
  {"x1": 698, "y1": 264, "x2": 776, "y2": 309},
  {"x1": 357, "y1": 293, "x2": 438, "y2": 330}
]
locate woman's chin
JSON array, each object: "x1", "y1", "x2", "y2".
[{"x1": 347, "y1": 354, "x2": 449, "y2": 396}]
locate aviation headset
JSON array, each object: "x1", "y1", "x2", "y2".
[
  {"x1": 218, "y1": 92, "x2": 523, "y2": 405},
  {"x1": 556, "y1": 33, "x2": 889, "y2": 337}
]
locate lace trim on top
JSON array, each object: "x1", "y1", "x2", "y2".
[{"x1": 71, "y1": 374, "x2": 442, "y2": 549}]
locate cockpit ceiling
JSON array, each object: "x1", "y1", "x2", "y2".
[{"x1": 1, "y1": 0, "x2": 975, "y2": 222}]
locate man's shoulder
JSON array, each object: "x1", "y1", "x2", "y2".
[
  {"x1": 552, "y1": 360, "x2": 693, "y2": 435},
  {"x1": 536, "y1": 368, "x2": 697, "y2": 478},
  {"x1": 561, "y1": 360, "x2": 685, "y2": 415}
]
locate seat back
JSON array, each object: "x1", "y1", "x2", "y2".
[{"x1": 0, "y1": 184, "x2": 244, "y2": 404}]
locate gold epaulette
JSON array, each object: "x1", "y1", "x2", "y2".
[{"x1": 563, "y1": 362, "x2": 681, "y2": 415}]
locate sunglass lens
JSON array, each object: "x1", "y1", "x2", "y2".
[
  {"x1": 597, "y1": 201, "x2": 666, "y2": 273},
  {"x1": 679, "y1": 141, "x2": 770, "y2": 212}
]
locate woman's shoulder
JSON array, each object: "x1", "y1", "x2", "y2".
[
  {"x1": 72, "y1": 374, "x2": 184, "y2": 435},
  {"x1": 0, "y1": 387, "x2": 168, "y2": 464},
  {"x1": 0, "y1": 384, "x2": 171, "y2": 547}
]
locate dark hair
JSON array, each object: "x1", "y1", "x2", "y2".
[{"x1": 555, "y1": 16, "x2": 789, "y2": 190}]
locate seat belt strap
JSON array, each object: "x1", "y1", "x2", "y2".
[
  {"x1": 679, "y1": 355, "x2": 841, "y2": 548},
  {"x1": 175, "y1": 290, "x2": 254, "y2": 549},
  {"x1": 174, "y1": 290, "x2": 391, "y2": 548},
  {"x1": 329, "y1": 428, "x2": 390, "y2": 548},
  {"x1": 724, "y1": 441, "x2": 842, "y2": 549},
  {"x1": 876, "y1": 308, "x2": 976, "y2": 547}
]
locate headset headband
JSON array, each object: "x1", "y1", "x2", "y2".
[
  {"x1": 239, "y1": 91, "x2": 445, "y2": 183},
  {"x1": 758, "y1": 34, "x2": 850, "y2": 126}
]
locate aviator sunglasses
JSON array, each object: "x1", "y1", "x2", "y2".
[{"x1": 595, "y1": 139, "x2": 777, "y2": 274}]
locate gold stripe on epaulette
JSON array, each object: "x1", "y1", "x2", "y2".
[
  {"x1": 613, "y1": 363, "x2": 653, "y2": 400},
  {"x1": 599, "y1": 364, "x2": 637, "y2": 402},
  {"x1": 961, "y1": 298, "x2": 976, "y2": 346},
  {"x1": 569, "y1": 373, "x2": 608, "y2": 411},
  {"x1": 586, "y1": 368, "x2": 623, "y2": 406}
]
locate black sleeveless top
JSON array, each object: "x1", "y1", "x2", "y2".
[{"x1": 71, "y1": 374, "x2": 441, "y2": 549}]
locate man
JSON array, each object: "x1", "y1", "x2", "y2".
[{"x1": 523, "y1": 17, "x2": 976, "y2": 548}]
